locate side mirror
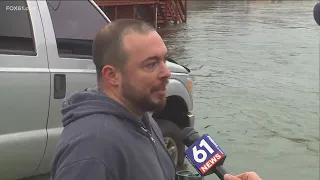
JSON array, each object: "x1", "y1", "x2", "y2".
[{"x1": 313, "y1": 3, "x2": 320, "y2": 26}]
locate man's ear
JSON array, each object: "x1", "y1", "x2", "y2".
[{"x1": 101, "y1": 65, "x2": 120, "y2": 86}]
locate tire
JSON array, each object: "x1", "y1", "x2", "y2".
[{"x1": 156, "y1": 119, "x2": 185, "y2": 168}]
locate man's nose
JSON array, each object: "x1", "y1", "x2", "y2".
[{"x1": 160, "y1": 62, "x2": 171, "y2": 79}]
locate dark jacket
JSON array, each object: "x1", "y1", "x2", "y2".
[{"x1": 51, "y1": 87, "x2": 176, "y2": 180}]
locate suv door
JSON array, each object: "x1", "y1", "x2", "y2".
[
  {"x1": 34, "y1": 0, "x2": 111, "y2": 174},
  {"x1": 0, "y1": 0, "x2": 50, "y2": 179}
]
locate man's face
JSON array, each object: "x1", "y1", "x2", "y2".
[{"x1": 120, "y1": 31, "x2": 171, "y2": 113}]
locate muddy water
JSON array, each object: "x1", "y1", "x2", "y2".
[{"x1": 158, "y1": 1, "x2": 319, "y2": 180}]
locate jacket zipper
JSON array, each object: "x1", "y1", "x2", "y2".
[
  {"x1": 141, "y1": 126, "x2": 169, "y2": 180},
  {"x1": 150, "y1": 126, "x2": 176, "y2": 172}
]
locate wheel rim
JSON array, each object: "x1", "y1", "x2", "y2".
[{"x1": 164, "y1": 136, "x2": 178, "y2": 166}]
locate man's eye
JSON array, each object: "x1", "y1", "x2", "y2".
[{"x1": 146, "y1": 62, "x2": 157, "y2": 68}]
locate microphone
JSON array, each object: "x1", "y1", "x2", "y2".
[
  {"x1": 314, "y1": 2, "x2": 320, "y2": 26},
  {"x1": 181, "y1": 127, "x2": 228, "y2": 180}
]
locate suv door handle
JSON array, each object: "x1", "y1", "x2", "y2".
[{"x1": 54, "y1": 74, "x2": 66, "y2": 99}]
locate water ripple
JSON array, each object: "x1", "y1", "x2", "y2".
[{"x1": 159, "y1": 1, "x2": 319, "y2": 179}]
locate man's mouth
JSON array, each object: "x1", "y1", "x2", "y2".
[
  {"x1": 155, "y1": 86, "x2": 166, "y2": 91},
  {"x1": 153, "y1": 85, "x2": 167, "y2": 94},
  {"x1": 153, "y1": 81, "x2": 168, "y2": 94},
  {"x1": 155, "y1": 88, "x2": 166, "y2": 95}
]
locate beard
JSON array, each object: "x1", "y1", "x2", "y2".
[{"x1": 121, "y1": 80, "x2": 167, "y2": 113}]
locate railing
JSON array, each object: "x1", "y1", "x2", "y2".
[
  {"x1": 95, "y1": 0, "x2": 158, "y2": 27},
  {"x1": 157, "y1": 0, "x2": 187, "y2": 27},
  {"x1": 94, "y1": 0, "x2": 187, "y2": 28}
]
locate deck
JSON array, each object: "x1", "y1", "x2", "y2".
[{"x1": 95, "y1": 0, "x2": 187, "y2": 28}]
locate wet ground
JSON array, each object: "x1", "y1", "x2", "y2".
[{"x1": 158, "y1": 0, "x2": 319, "y2": 180}]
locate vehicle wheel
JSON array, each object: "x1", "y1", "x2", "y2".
[{"x1": 156, "y1": 119, "x2": 185, "y2": 168}]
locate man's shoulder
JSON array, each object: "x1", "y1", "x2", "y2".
[
  {"x1": 57, "y1": 114, "x2": 127, "y2": 158},
  {"x1": 52, "y1": 117, "x2": 125, "y2": 174},
  {"x1": 63, "y1": 113, "x2": 125, "y2": 136},
  {"x1": 57, "y1": 123, "x2": 118, "y2": 157},
  {"x1": 51, "y1": 128, "x2": 118, "y2": 179}
]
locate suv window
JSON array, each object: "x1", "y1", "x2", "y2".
[
  {"x1": 0, "y1": 0, "x2": 36, "y2": 56},
  {"x1": 47, "y1": 0, "x2": 109, "y2": 58}
]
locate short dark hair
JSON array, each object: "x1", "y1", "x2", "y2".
[{"x1": 92, "y1": 19, "x2": 156, "y2": 80}]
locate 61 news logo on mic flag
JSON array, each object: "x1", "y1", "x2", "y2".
[{"x1": 185, "y1": 134, "x2": 226, "y2": 175}]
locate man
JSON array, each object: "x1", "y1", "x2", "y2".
[
  {"x1": 51, "y1": 19, "x2": 174, "y2": 180},
  {"x1": 51, "y1": 19, "x2": 263, "y2": 180}
]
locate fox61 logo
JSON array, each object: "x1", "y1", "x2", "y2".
[
  {"x1": 5, "y1": 6, "x2": 30, "y2": 11},
  {"x1": 184, "y1": 134, "x2": 226, "y2": 175}
]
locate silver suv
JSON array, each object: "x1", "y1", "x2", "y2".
[{"x1": 0, "y1": 0, "x2": 195, "y2": 179}]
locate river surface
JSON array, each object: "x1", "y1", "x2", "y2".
[{"x1": 158, "y1": 1, "x2": 319, "y2": 180}]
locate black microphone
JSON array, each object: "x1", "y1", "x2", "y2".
[
  {"x1": 313, "y1": 2, "x2": 320, "y2": 26},
  {"x1": 181, "y1": 127, "x2": 228, "y2": 180}
]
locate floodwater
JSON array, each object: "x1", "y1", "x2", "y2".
[{"x1": 158, "y1": 0, "x2": 319, "y2": 180}]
